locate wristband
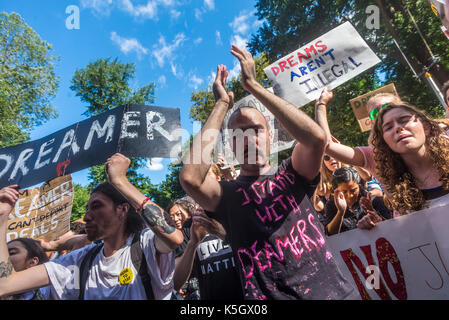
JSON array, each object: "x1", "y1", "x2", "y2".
[
  {"x1": 316, "y1": 102, "x2": 326, "y2": 106},
  {"x1": 138, "y1": 197, "x2": 151, "y2": 212}
]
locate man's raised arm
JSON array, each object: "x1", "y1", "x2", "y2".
[
  {"x1": 180, "y1": 65, "x2": 234, "y2": 212},
  {"x1": 106, "y1": 153, "x2": 184, "y2": 254},
  {"x1": 230, "y1": 45, "x2": 327, "y2": 180}
]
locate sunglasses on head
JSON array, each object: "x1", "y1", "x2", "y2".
[{"x1": 368, "y1": 103, "x2": 389, "y2": 120}]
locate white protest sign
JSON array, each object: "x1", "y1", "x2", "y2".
[
  {"x1": 264, "y1": 21, "x2": 381, "y2": 107},
  {"x1": 218, "y1": 89, "x2": 295, "y2": 166},
  {"x1": 326, "y1": 202, "x2": 449, "y2": 300}
]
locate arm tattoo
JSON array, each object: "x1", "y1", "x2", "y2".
[
  {"x1": 0, "y1": 258, "x2": 13, "y2": 279},
  {"x1": 142, "y1": 204, "x2": 175, "y2": 235}
]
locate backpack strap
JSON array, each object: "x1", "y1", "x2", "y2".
[
  {"x1": 130, "y1": 232, "x2": 155, "y2": 300},
  {"x1": 78, "y1": 243, "x2": 104, "y2": 300}
]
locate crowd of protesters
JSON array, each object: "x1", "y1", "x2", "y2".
[{"x1": 0, "y1": 45, "x2": 449, "y2": 300}]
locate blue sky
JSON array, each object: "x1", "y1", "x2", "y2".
[{"x1": 2, "y1": 0, "x2": 263, "y2": 187}]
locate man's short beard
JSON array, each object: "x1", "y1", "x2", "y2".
[{"x1": 86, "y1": 231, "x2": 99, "y2": 242}]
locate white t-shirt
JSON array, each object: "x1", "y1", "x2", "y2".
[
  {"x1": 14, "y1": 286, "x2": 51, "y2": 300},
  {"x1": 44, "y1": 228, "x2": 174, "y2": 300}
]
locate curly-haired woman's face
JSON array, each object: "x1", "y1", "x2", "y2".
[{"x1": 381, "y1": 108, "x2": 428, "y2": 154}]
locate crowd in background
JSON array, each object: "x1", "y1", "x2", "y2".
[{"x1": 1, "y1": 45, "x2": 449, "y2": 301}]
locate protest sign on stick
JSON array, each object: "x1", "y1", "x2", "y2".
[
  {"x1": 326, "y1": 202, "x2": 449, "y2": 299},
  {"x1": 428, "y1": 0, "x2": 449, "y2": 34},
  {"x1": 0, "y1": 104, "x2": 181, "y2": 189},
  {"x1": 264, "y1": 21, "x2": 381, "y2": 108},
  {"x1": 6, "y1": 175, "x2": 73, "y2": 242},
  {"x1": 349, "y1": 83, "x2": 399, "y2": 132}
]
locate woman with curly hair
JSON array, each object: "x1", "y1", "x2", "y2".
[
  {"x1": 369, "y1": 103, "x2": 449, "y2": 215},
  {"x1": 314, "y1": 87, "x2": 403, "y2": 180}
]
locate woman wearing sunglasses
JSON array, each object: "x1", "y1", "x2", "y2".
[{"x1": 312, "y1": 153, "x2": 344, "y2": 220}]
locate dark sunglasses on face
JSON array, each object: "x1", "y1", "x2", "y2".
[
  {"x1": 369, "y1": 103, "x2": 389, "y2": 120},
  {"x1": 324, "y1": 155, "x2": 331, "y2": 161}
]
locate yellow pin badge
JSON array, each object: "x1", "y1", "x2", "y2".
[{"x1": 119, "y1": 267, "x2": 133, "y2": 285}]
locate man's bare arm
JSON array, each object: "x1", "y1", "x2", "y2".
[
  {"x1": 180, "y1": 65, "x2": 233, "y2": 212},
  {"x1": 106, "y1": 153, "x2": 184, "y2": 253}
]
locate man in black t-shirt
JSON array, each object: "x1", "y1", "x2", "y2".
[{"x1": 180, "y1": 46, "x2": 357, "y2": 300}]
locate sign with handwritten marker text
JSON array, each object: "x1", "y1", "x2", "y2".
[
  {"x1": 264, "y1": 22, "x2": 381, "y2": 108},
  {"x1": 327, "y1": 202, "x2": 449, "y2": 299},
  {"x1": 6, "y1": 175, "x2": 73, "y2": 242},
  {"x1": 349, "y1": 83, "x2": 399, "y2": 132},
  {"x1": 0, "y1": 104, "x2": 181, "y2": 189}
]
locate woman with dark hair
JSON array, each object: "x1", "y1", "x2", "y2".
[
  {"x1": 166, "y1": 196, "x2": 197, "y2": 230},
  {"x1": 369, "y1": 102, "x2": 449, "y2": 215},
  {"x1": 324, "y1": 167, "x2": 391, "y2": 235},
  {"x1": 6, "y1": 238, "x2": 50, "y2": 300}
]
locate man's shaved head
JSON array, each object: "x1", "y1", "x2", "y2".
[{"x1": 227, "y1": 106, "x2": 269, "y2": 130}]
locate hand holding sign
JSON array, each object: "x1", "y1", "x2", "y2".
[
  {"x1": 230, "y1": 45, "x2": 259, "y2": 93},
  {"x1": 0, "y1": 185, "x2": 19, "y2": 221},
  {"x1": 317, "y1": 87, "x2": 334, "y2": 105},
  {"x1": 106, "y1": 153, "x2": 131, "y2": 186},
  {"x1": 213, "y1": 65, "x2": 234, "y2": 109}
]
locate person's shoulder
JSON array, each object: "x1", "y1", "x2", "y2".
[
  {"x1": 46, "y1": 241, "x2": 100, "y2": 266},
  {"x1": 278, "y1": 157, "x2": 320, "y2": 185},
  {"x1": 356, "y1": 145, "x2": 373, "y2": 156}
]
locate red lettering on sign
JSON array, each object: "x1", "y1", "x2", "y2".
[{"x1": 56, "y1": 159, "x2": 71, "y2": 176}]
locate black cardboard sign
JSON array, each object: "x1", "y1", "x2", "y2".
[{"x1": 0, "y1": 105, "x2": 181, "y2": 188}]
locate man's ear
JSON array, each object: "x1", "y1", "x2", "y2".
[
  {"x1": 117, "y1": 203, "x2": 131, "y2": 219},
  {"x1": 26, "y1": 256, "x2": 39, "y2": 268}
]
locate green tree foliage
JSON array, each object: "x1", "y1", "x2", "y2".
[
  {"x1": 190, "y1": 53, "x2": 271, "y2": 124},
  {"x1": 71, "y1": 183, "x2": 90, "y2": 222},
  {"x1": 70, "y1": 58, "x2": 156, "y2": 190},
  {"x1": 248, "y1": 0, "x2": 449, "y2": 147},
  {"x1": 151, "y1": 163, "x2": 186, "y2": 209},
  {"x1": 0, "y1": 12, "x2": 58, "y2": 148}
]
